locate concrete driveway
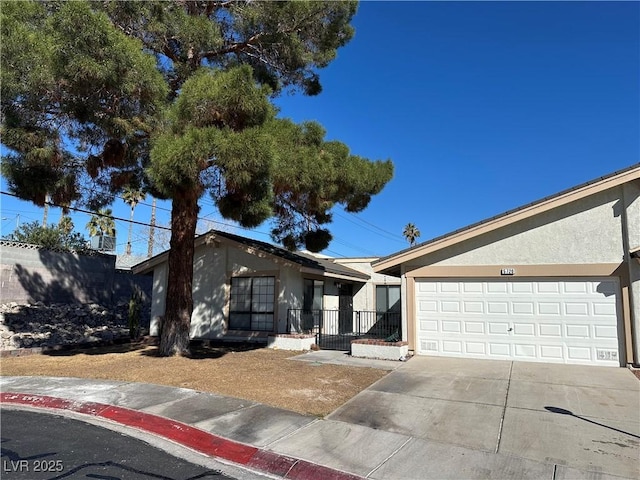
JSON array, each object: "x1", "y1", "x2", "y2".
[{"x1": 325, "y1": 356, "x2": 640, "y2": 479}]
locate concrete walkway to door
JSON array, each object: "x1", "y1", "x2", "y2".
[{"x1": 325, "y1": 356, "x2": 640, "y2": 479}]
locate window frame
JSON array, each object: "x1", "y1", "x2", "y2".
[
  {"x1": 228, "y1": 275, "x2": 276, "y2": 331},
  {"x1": 375, "y1": 284, "x2": 401, "y2": 314}
]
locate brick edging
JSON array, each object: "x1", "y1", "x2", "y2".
[{"x1": 0, "y1": 392, "x2": 363, "y2": 480}]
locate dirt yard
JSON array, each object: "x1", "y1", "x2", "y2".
[{"x1": 0, "y1": 342, "x2": 389, "y2": 417}]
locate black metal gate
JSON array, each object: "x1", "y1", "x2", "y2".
[{"x1": 287, "y1": 309, "x2": 401, "y2": 351}]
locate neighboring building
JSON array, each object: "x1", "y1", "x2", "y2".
[
  {"x1": 373, "y1": 164, "x2": 640, "y2": 367},
  {"x1": 132, "y1": 231, "x2": 399, "y2": 346}
]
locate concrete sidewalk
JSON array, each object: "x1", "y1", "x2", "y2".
[{"x1": 1, "y1": 355, "x2": 638, "y2": 480}]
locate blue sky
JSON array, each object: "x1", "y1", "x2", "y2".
[{"x1": 2, "y1": 1, "x2": 639, "y2": 258}]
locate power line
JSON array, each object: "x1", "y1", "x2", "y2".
[
  {"x1": 334, "y1": 210, "x2": 405, "y2": 244},
  {"x1": 2, "y1": 190, "x2": 383, "y2": 258},
  {"x1": 1, "y1": 191, "x2": 172, "y2": 231}
]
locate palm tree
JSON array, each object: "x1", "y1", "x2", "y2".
[
  {"x1": 86, "y1": 208, "x2": 116, "y2": 237},
  {"x1": 58, "y1": 215, "x2": 74, "y2": 235},
  {"x1": 403, "y1": 222, "x2": 421, "y2": 247},
  {"x1": 122, "y1": 186, "x2": 146, "y2": 255}
]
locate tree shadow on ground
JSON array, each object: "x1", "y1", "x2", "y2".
[
  {"x1": 139, "y1": 340, "x2": 266, "y2": 360},
  {"x1": 42, "y1": 339, "x2": 265, "y2": 359},
  {"x1": 42, "y1": 339, "x2": 151, "y2": 356}
]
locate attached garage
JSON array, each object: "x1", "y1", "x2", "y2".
[
  {"x1": 373, "y1": 164, "x2": 640, "y2": 367},
  {"x1": 415, "y1": 278, "x2": 621, "y2": 366}
]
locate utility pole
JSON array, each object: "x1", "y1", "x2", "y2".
[
  {"x1": 42, "y1": 194, "x2": 50, "y2": 226},
  {"x1": 147, "y1": 198, "x2": 156, "y2": 258}
]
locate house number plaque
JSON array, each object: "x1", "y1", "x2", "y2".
[{"x1": 500, "y1": 268, "x2": 515, "y2": 275}]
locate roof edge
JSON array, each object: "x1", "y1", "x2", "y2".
[{"x1": 373, "y1": 163, "x2": 640, "y2": 273}]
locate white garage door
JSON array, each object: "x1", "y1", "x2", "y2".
[{"x1": 415, "y1": 278, "x2": 621, "y2": 366}]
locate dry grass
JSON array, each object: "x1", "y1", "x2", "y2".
[{"x1": 0, "y1": 342, "x2": 389, "y2": 417}]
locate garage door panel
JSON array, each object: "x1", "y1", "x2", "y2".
[
  {"x1": 487, "y1": 302, "x2": 509, "y2": 314},
  {"x1": 489, "y1": 343, "x2": 510, "y2": 356},
  {"x1": 442, "y1": 320, "x2": 461, "y2": 333},
  {"x1": 538, "y1": 303, "x2": 561, "y2": 315},
  {"x1": 441, "y1": 301, "x2": 460, "y2": 313},
  {"x1": 442, "y1": 340, "x2": 462, "y2": 353},
  {"x1": 536, "y1": 282, "x2": 561, "y2": 294},
  {"x1": 420, "y1": 320, "x2": 438, "y2": 332},
  {"x1": 464, "y1": 322, "x2": 485, "y2": 334},
  {"x1": 594, "y1": 325, "x2": 617, "y2": 339},
  {"x1": 441, "y1": 283, "x2": 460, "y2": 293},
  {"x1": 417, "y1": 282, "x2": 437, "y2": 293},
  {"x1": 540, "y1": 345, "x2": 564, "y2": 360},
  {"x1": 593, "y1": 303, "x2": 616, "y2": 316},
  {"x1": 514, "y1": 344, "x2": 536, "y2": 358},
  {"x1": 513, "y1": 323, "x2": 535, "y2": 336},
  {"x1": 566, "y1": 324, "x2": 590, "y2": 338},
  {"x1": 416, "y1": 278, "x2": 621, "y2": 366},
  {"x1": 465, "y1": 342, "x2": 486, "y2": 354},
  {"x1": 539, "y1": 323, "x2": 562, "y2": 337},
  {"x1": 511, "y1": 282, "x2": 534, "y2": 294},
  {"x1": 462, "y1": 282, "x2": 483, "y2": 293},
  {"x1": 488, "y1": 322, "x2": 510, "y2": 335},
  {"x1": 567, "y1": 346, "x2": 592, "y2": 361},
  {"x1": 487, "y1": 282, "x2": 508, "y2": 293},
  {"x1": 565, "y1": 303, "x2": 589, "y2": 315},
  {"x1": 564, "y1": 282, "x2": 589, "y2": 294},
  {"x1": 463, "y1": 301, "x2": 484, "y2": 313}
]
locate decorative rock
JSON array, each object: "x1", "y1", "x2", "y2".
[{"x1": 0, "y1": 301, "x2": 149, "y2": 351}]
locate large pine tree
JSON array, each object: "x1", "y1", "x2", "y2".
[{"x1": 1, "y1": 1, "x2": 393, "y2": 355}]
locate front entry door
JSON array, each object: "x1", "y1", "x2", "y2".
[{"x1": 338, "y1": 284, "x2": 353, "y2": 334}]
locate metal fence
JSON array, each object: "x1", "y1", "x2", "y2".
[{"x1": 287, "y1": 309, "x2": 401, "y2": 351}]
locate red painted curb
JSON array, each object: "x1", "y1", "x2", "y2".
[{"x1": 0, "y1": 392, "x2": 363, "y2": 480}]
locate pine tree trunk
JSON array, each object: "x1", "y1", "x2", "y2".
[{"x1": 159, "y1": 189, "x2": 199, "y2": 356}]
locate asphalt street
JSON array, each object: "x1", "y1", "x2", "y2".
[{"x1": 1, "y1": 409, "x2": 256, "y2": 480}]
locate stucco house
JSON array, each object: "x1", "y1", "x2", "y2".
[
  {"x1": 132, "y1": 230, "x2": 400, "y2": 347},
  {"x1": 373, "y1": 164, "x2": 640, "y2": 367}
]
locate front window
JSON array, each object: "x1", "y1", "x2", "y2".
[
  {"x1": 303, "y1": 279, "x2": 324, "y2": 311},
  {"x1": 376, "y1": 285, "x2": 401, "y2": 314},
  {"x1": 376, "y1": 285, "x2": 401, "y2": 338},
  {"x1": 229, "y1": 276, "x2": 275, "y2": 331}
]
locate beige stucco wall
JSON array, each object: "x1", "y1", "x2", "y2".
[
  {"x1": 622, "y1": 181, "x2": 640, "y2": 362},
  {"x1": 190, "y1": 243, "x2": 227, "y2": 339},
  {"x1": 392, "y1": 181, "x2": 640, "y2": 364},
  {"x1": 323, "y1": 281, "x2": 340, "y2": 310},
  {"x1": 149, "y1": 263, "x2": 168, "y2": 336},
  {"x1": 148, "y1": 248, "x2": 412, "y2": 341},
  {"x1": 149, "y1": 241, "x2": 308, "y2": 339},
  {"x1": 335, "y1": 259, "x2": 400, "y2": 311},
  {"x1": 277, "y1": 266, "x2": 303, "y2": 332},
  {"x1": 405, "y1": 187, "x2": 625, "y2": 269}
]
